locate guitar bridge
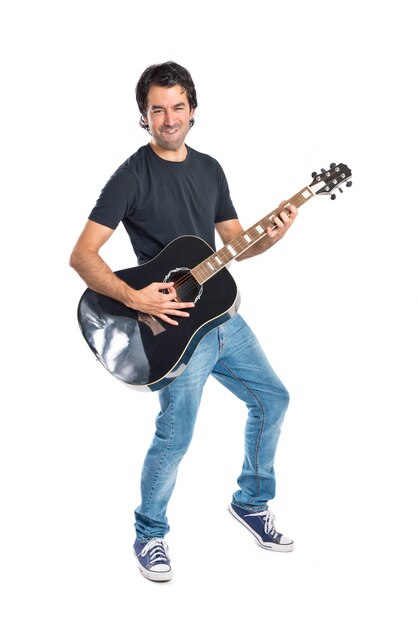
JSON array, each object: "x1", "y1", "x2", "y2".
[{"x1": 137, "y1": 312, "x2": 166, "y2": 336}]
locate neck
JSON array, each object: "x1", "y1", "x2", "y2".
[{"x1": 149, "y1": 141, "x2": 188, "y2": 162}]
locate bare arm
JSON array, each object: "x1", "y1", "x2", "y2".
[
  {"x1": 69, "y1": 220, "x2": 194, "y2": 326},
  {"x1": 215, "y1": 201, "x2": 298, "y2": 259}
]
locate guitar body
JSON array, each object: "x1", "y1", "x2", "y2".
[{"x1": 77, "y1": 236, "x2": 240, "y2": 391}]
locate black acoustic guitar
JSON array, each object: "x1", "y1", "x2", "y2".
[{"x1": 78, "y1": 163, "x2": 352, "y2": 391}]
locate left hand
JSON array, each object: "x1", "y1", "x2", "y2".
[{"x1": 266, "y1": 201, "x2": 298, "y2": 243}]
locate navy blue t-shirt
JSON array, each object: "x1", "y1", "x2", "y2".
[{"x1": 89, "y1": 144, "x2": 238, "y2": 264}]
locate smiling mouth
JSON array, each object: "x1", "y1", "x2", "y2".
[{"x1": 161, "y1": 126, "x2": 180, "y2": 134}]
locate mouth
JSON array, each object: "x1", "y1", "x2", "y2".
[{"x1": 161, "y1": 126, "x2": 180, "y2": 135}]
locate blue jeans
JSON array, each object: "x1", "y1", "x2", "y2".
[{"x1": 134, "y1": 314, "x2": 290, "y2": 541}]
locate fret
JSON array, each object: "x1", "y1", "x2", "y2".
[
  {"x1": 191, "y1": 184, "x2": 316, "y2": 285},
  {"x1": 289, "y1": 186, "x2": 314, "y2": 208}
]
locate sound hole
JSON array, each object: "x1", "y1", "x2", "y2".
[{"x1": 164, "y1": 267, "x2": 203, "y2": 304}]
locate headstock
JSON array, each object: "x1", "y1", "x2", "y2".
[{"x1": 309, "y1": 163, "x2": 352, "y2": 199}]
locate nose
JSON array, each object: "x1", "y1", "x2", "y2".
[{"x1": 164, "y1": 109, "x2": 175, "y2": 126}]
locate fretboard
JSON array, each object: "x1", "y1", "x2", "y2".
[{"x1": 191, "y1": 185, "x2": 316, "y2": 285}]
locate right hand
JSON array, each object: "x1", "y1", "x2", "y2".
[{"x1": 127, "y1": 282, "x2": 195, "y2": 326}]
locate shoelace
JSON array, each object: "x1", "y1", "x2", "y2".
[
  {"x1": 246, "y1": 509, "x2": 280, "y2": 539},
  {"x1": 140, "y1": 538, "x2": 170, "y2": 565}
]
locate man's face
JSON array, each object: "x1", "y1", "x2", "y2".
[{"x1": 144, "y1": 84, "x2": 194, "y2": 155}]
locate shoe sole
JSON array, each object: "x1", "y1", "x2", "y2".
[
  {"x1": 227, "y1": 505, "x2": 294, "y2": 552},
  {"x1": 133, "y1": 549, "x2": 173, "y2": 582}
]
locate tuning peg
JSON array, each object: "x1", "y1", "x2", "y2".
[
  {"x1": 311, "y1": 171, "x2": 318, "y2": 178},
  {"x1": 321, "y1": 168, "x2": 326, "y2": 173},
  {"x1": 346, "y1": 181, "x2": 352, "y2": 187},
  {"x1": 330, "y1": 194, "x2": 336, "y2": 200},
  {"x1": 339, "y1": 187, "x2": 343, "y2": 193},
  {"x1": 330, "y1": 162, "x2": 336, "y2": 168}
]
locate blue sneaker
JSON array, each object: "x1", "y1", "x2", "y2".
[
  {"x1": 133, "y1": 537, "x2": 172, "y2": 582},
  {"x1": 228, "y1": 503, "x2": 294, "y2": 552}
]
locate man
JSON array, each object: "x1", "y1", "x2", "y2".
[{"x1": 70, "y1": 61, "x2": 298, "y2": 582}]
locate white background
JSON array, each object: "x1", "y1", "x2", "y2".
[{"x1": 1, "y1": 0, "x2": 417, "y2": 623}]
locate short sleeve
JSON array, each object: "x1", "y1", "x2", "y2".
[
  {"x1": 215, "y1": 164, "x2": 238, "y2": 223},
  {"x1": 88, "y1": 167, "x2": 138, "y2": 230}
]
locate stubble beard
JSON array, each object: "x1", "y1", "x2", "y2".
[{"x1": 154, "y1": 124, "x2": 189, "y2": 152}]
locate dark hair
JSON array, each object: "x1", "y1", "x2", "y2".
[{"x1": 136, "y1": 61, "x2": 198, "y2": 131}]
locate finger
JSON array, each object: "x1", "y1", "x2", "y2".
[
  {"x1": 161, "y1": 290, "x2": 195, "y2": 307},
  {"x1": 167, "y1": 300, "x2": 195, "y2": 309},
  {"x1": 155, "y1": 282, "x2": 174, "y2": 291},
  {"x1": 278, "y1": 212, "x2": 291, "y2": 224},
  {"x1": 277, "y1": 201, "x2": 296, "y2": 218},
  {"x1": 159, "y1": 300, "x2": 195, "y2": 313},
  {"x1": 278, "y1": 206, "x2": 296, "y2": 224},
  {"x1": 158, "y1": 308, "x2": 193, "y2": 325},
  {"x1": 161, "y1": 286, "x2": 194, "y2": 302},
  {"x1": 283, "y1": 205, "x2": 297, "y2": 220},
  {"x1": 165, "y1": 308, "x2": 192, "y2": 317},
  {"x1": 273, "y1": 215, "x2": 287, "y2": 229},
  {"x1": 158, "y1": 314, "x2": 179, "y2": 326},
  {"x1": 266, "y1": 225, "x2": 278, "y2": 238}
]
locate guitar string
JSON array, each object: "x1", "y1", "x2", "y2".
[
  {"x1": 168, "y1": 221, "x2": 287, "y2": 298},
  {"x1": 153, "y1": 174, "x2": 350, "y2": 308},
  {"x1": 167, "y1": 223, "x2": 272, "y2": 294},
  {"x1": 166, "y1": 188, "x2": 314, "y2": 298},
  {"x1": 168, "y1": 215, "x2": 288, "y2": 295},
  {"x1": 169, "y1": 177, "x2": 349, "y2": 298},
  {"x1": 172, "y1": 273, "x2": 198, "y2": 299}
]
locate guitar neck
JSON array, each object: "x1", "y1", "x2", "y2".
[{"x1": 191, "y1": 185, "x2": 316, "y2": 285}]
